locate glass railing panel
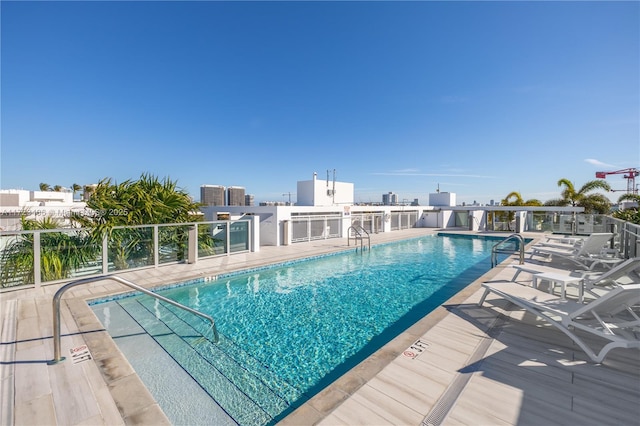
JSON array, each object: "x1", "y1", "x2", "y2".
[
  {"x1": 577, "y1": 214, "x2": 596, "y2": 234},
  {"x1": 590, "y1": 214, "x2": 608, "y2": 233},
  {"x1": 52, "y1": 229, "x2": 102, "y2": 281},
  {"x1": 108, "y1": 226, "x2": 154, "y2": 272},
  {"x1": 229, "y1": 221, "x2": 249, "y2": 253},
  {"x1": 552, "y1": 214, "x2": 575, "y2": 234},
  {"x1": 528, "y1": 212, "x2": 553, "y2": 232},
  {"x1": 492, "y1": 211, "x2": 514, "y2": 232},
  {"x1": 0, "y1": 233, "x2": 35, "y2": 288},
  {"x1": 158, "y1": 225, "x2": 190, "y2": 264},
  {"x1": 198, "y1": 223, "x2": 226, "y2": 257}
]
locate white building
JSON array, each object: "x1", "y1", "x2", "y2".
[
  {"x1": 200, "y1": 173, "x2": 586, "y2": 247},
  {"x1": 296, "y1": 172, "x2": 354, "y2": 206},
  {"x1": 429, "y1": 191, "x2": 456, "y2": 207},
  {"x1": 382, "y1": 192, "x2": 398, "y2": 206},
  {"x1": 0, "y1": 189, "x2": 86, "y2": 230}
]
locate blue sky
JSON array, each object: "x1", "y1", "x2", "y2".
[{"x1": 2, "y1": 1, "x2": 638, "y2": 205}]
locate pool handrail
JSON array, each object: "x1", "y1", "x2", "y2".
[
  {"x1": 48, "y1": 274, "x2": 219, "y2": 365},
  {"x1": 348, "y1": 225, "x2": 370, "y2": 252},
  {"x1": 491, "y1": 233, "x2": 525, "y2": 267}
]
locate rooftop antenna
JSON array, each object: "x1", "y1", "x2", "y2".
[
  {"x1": 437, "y1": 183, "x2": 440, "y2": 193},
  {"x1": 332, "y1": 169, "x2": 336, "y2": 204}
]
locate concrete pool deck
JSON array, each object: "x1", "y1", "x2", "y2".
[{"x1": 1, "y1": 228, "x2": 639, "y2": 425}]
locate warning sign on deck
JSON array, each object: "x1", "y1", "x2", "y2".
[
  {"x1": 402, "y1": 339, "x2": 429, "y2": 359},
  {"x1": 69, "y1": 344, "x2": 92, "y2": 364}
]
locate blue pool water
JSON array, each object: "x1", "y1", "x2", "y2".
[{"x1": 92, "y1": 234, "x2": 506, "y2": 425}]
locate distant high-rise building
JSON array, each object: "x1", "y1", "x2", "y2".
[
  {"x1": 201, "y1": 185, "x2": 225, "y2": 206},
  {"x1": 227, "y1": 186, "x2": 246, "y2": 206},
  {"x1": 382, "y1": 192, "x2": 398, "y2": 206},
  {"x1": 245, "y1": 194, "x2": 254, "y2": 206}
]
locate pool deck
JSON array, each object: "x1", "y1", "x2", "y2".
[{"x1": 1, "y1": 228, "x2": 639, "y2": 425}]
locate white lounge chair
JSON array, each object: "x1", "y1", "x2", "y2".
[
  {"x1": 510, "y1": 258, "x2": 639, "y2": 302},
  {"x1": 530, "y1": 232, "x2": 622, "y2": 269},
  {"x1": 582, "y1": 257, "x2": 640, "y2": 298},
  {"x1": 543, "y1": 235, "x2": 586, "y2": 245},
  {"x1": 478, "y1": 282, "x2": 640, "y2": 363},
  {"x1": 535, "y1": 234, "x2": 587, "y2": 250},
  {"x1": 509, "y1": 262, "x2": 589, "y2": 282}
]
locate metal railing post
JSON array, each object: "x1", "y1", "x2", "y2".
[
  {"x1": 188, "y1": 225, "x2": 198, "y2": 263},
  {"x1": 153, "y1": 225, "x2": 159, "y2": 266},
  {"x1": 102, "y1": 233, "x2": 108, "y2": 274},
  {"x1": 33, "y1": 232, "x2": 41, "y2": 288}
]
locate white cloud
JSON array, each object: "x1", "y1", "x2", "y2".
[
  {"x1": 584, "y1": 158, "x2": 616, "y2": 168},
  {"x1": 371, "y1": 171, "x2": 495, "y2": 179},
  {"x1": 391, "y1": 168, "x2": 420, "y2": 173}
]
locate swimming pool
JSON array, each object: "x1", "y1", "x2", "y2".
[{"x1": 91, "y1": 234, "x2": 504, "y2": 425}]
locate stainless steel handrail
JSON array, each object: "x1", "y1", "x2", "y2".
[
  {"x1": 348, "y1": 225, "x2": 371, "y2": 252},
  {"x1": 491, "y1": 233, "x2": 525, "y2": 267},
  {"x1": 48, "y1": 275, "x2": 219, "y2": 365}
]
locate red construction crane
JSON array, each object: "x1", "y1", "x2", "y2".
[{"x1": 595, "y1": 168, "x2": 639, "y2": 194}]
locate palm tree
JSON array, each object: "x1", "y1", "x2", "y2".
[
  {"x1": 71, "y1": 183, "x2": 82, "y2": 200},
  {"x1": 53, "y1": 185, "x2": 63, "y2": 192},
  {"x1": 501, "y1": 191, "x2": 543, "y2": 207},
  {"x1": 39, "y1": 183, "x2": 50, "y2": 191},
  {"x1": 545, "y1": 178, "x2": 612, "y2": 214},
  {"x1": 0, "y1": 217, "x2": 99, "y2": 287},
  {"x1": 73, "y1": 173, "x2": 216, "y2": 269},
  {"x1": 618, "y1": 193, "x2": 640, "y2": 204},
  {"x1": 613, "y1": 193, "x2": 640, "y2": 225},
  {"x1": 83, "y1": 184, "x2": 95, "y2": 201},
  {"x1": 498, "y1": 191, "x2": 543, "y2": 231}
]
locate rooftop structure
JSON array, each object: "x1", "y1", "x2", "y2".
[
  {"x1": 0, "y1": 189, "x2": 85, "y2": 230},
  {"x1": 429, "y1": 191, "x2": 456, "y2": 207},
  {"x1": 296, "y1": 171, "x2": 354, "y2": 206}
]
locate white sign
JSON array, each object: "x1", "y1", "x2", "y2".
[
  {"x1": 69, "y1": 344, "x2": 92, "y2": 364},
  {"x1": 402, "y1": 339, "x2": 430, "y2": 359}
]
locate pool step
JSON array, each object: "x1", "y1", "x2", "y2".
[
  {"x1": 118, "y1": 298, "x2": 293, "y2": 425},
  {"x1": 152, "y1": 299, "x2": 303, "y2": 404},
  {"x1": 133, "y1": 298, "x2": 297, "y2": 413}
]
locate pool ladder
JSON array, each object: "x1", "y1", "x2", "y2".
[
  {"x1": 348, "y1": 225, "x2": 371, "y2": 253},
  {"x1": 491, "y1": 233, "x2": 525, "y2": 267},
  {"x1": 48, "y1": 275, "x2": 219, "y2": 365}
]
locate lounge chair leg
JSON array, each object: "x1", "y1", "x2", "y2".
[{"x1": 478, "y1": 288, "x2": 490, "y2": 306}]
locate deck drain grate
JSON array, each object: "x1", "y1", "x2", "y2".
[{"x1": 421, "y1": 311, "x2": 509, "y2": 426}]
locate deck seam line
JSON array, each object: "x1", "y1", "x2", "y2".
[{"x1": 421, "y1": 310, "x2": 509, "y2": 426}]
